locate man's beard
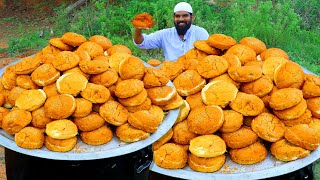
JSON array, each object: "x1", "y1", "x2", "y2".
[{"x1": 174, "y1": 20, "x2": 192, "y2": 35}]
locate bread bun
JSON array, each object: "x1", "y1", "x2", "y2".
[
  {"x1": 188, "y1": 153, "x2": 226, "y2": 173},
  {"x1": 196, "y1": 55, "x2": 228, "y2": 78},
  {"x1": 284, "y1": 124, "x2": 320, "y2": 150},
  {"x1": 230, "y1": 92, "x2": 265, "y2": 116},
  {"x1": 221, "y1": 126, "x2": 258, "y2": 149},
  {"x1": 219, "y1": 110, "x2": 243, "y2": 133},
  {"x1": 61, "y1": 32, "x2": 87, "y2": 47},
  {"x1": 74, "y1": 112, "x2": 105, "y2": 132},
  {"x1": 173, "y1": 70, "x2": 206, "y2": 96},
  {"x1": 239, "y1": 37, "x2": 267, "y2": 55},
  {"x1": 270, "y1": 139, "x2": 310, "y2": 162},
  {"x1": 89, "y1": 35, "x2": 113, "y2": 51},
  {"x1": 187, "y1": 105, "x2": 224, "y2": 135},
  {"x1": 2, "y1": 109, "x2": 32, "y2": 135},
  {"x1": 251, "y1": 113, "x2": 286, "y2": 142},
  {"x1": 44, "y1": 94, "x2": 76, "y2": 119},
  {"x1": 46, "y1": 119, "x2": 78, "y2": 139},
  {"x1": 229, "y1": 141, "x2": 267, "y2": 164},
  {"x1": 153, "y1": 143, "x2": 188, "y2": 169},
  {"x1": 80, "y1": 125, "x2": 113, "y2": 145},
  {"x1": 99, "y1": 100, "x2": 128, "y2": 126},
  {"x1": 207, "y1": 34, "x2": 236, "y2": 50},
  {"x1": 201, "y1": 80, "x2": 238, "y2": 108},
  {"x1": 172, "y1": 120, "x2": 198, "y2": 145},
  {"x1": 44, "y1": 136, "x2": 77, "y2": 152},
  {"x1": 116, "y1": 123, "x2": 150, "y2": 143},
  {"x1": 189, "y1": 135, "x2": 226, "y2": 158},
  {"x1": 15, "y1": 127, "x2": 44, "y2": 149}
]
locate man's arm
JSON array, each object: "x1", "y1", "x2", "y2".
[{"x1": 134, "y1": 27, "x2": 148, "y2": 44}]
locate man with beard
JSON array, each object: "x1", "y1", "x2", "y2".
[{"x1": 133, "y1": 2, "x2": 209, "y2": 61}]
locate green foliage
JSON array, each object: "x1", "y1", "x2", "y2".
[{"x1": 2, "y1": 0, "x2": 319, "y2": 74}]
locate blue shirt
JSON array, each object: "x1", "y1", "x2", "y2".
[{"x1": 134, "y1": 25, "x2": 209, "y2": 61}]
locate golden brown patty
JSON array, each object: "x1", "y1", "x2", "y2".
[
  {"x1": 219, "y1": 110, "x2": 243, "y2": 133},
  {"x1": 188, "y1": 153, "x2": 226, "y2": 173},
  {"x1": 262, "y1": 57, "x2": 288, "y2": 81},
  {"x1": 147, "y1": 85, "x2": 177, "y2": 105},
  {"x1": 273, "y1": 99, "x2": 307, "y2": 120},
  {"x1": 77, "y1": 41, "x2": 104, "y2": 59},
  {"x1": 31, "y1": 64, "x2": 60, "y2": 86},
  {"x1": 172, "y1": 120, "x2": 198, "y2": 145},
  {"x1": 46, "y1": 119, "x2": 78, "y2": 139},
  {"x1": 158, "y1": 61, "x2": 184, "y2": 80},
  {"x1": 228, "y1": 65, "x2": 262, "y2": 83},
  {"x1": 89, "y1": 35, "x2": 113, "y2": 51},
  {"x1": 72, "y1": 98, "x2": 93, "y2": 118},
  {"x1": 15, "y1": 56, "x2": 41, "y2": 75},
  {"x1": 80, "y1": 125, "x2": 113, "y2": 145},
  {"x1": 240, "y1": 75, "x2": 273, "y2": 97},
  {"x1": 173, "y1": 70, "x2": 206, "y2": 96},
  {"x1": 99, "y1": 100, "x2": 129, "y2": 126},
  {"x1": 44, "y1": 136, "x2": 77, "y2": 152},
  {"x1": 207, "y1": 34, "x2": 236, "y2": 50},
  {"x1": 31, "y1": 107, "x2": 52, "y2": 129},
  {"x1": 229, "y1": 92, "x2": 265, "y2": 116},
  {"x1": 194, "y1": 40, "x2": 220, "y2": 55},
  {"x1": 15, "y1": 89, "x2": 47, "y2": 111},
  {"x1": 189, "y1": 134, "x2": 226, "y2": 158},
  {"x1": 2, "y1": 109, "x2": 32, "y2": 135},
  {"x1": 89, "y1": 68, "x2": 118, "y2": 87},
  {"x1": 15, "y1": 127, "x2": 44, "y2": 149},
  {"x1": 131, "y1": 12, "x2": 155, "y2": 28},
  {"x1": 302, "y1": 74, "x2": 320, "y2": 98},
  {"x1": 153, "y1": 143, "x2": 188, "y2": 169},
  {"x1": 229, "y1": 141, "x2": 267, "y2": 164},
  {"x1": 74, "y1": 112, "x2": 105, "y2": 132},
  {"x1": 201, "y1": 80, "x2": 238, "y2": 108},
  {"x1": 128, "y1": 105, "x2": 164, "y2": 133},
  {"x1": 196, "y1": 55, "x2": 229, "y2": 78},
  {"x1": 269, "y1": 88, "x2": 303, "y2": 110},
  {"x1": 52, "y1": 51, "x2": 80, "y2": 71},
  {"x1": 56, "y1": 72, "x2": 88, "y2": 96},
  {"x1": 61, "y1": 32, "x2": 87, "y2": 47},
  {"x1": 274, "y1": 61, "x2": 304, "y2": 89},
  {"x1": 80, "y1": 83, "x2": 111, "y2": 103},
  {"x1": 284, "y1": 124, "x2": 320, "y2": 150},
  {"x1": 225, "y1": 44, "x2": 257, "y2": 65},
  {"x1": 251, "y1": 113, "x2": 286, "y2": 142},
  {"x1": 152, "y1": 128, "x2": 173, "y2": 151},
  {"x1": 307, "y1": 97, "x2": 320, "y2": 118},
  {"x1": 260, "y1": 48, "x2": 289, "y2": 61},
  {"x1": 221, "y1": 126, "x2": 258, "y2": 149},
  {"x1": 187, "y1": 105, "x2": 224, "y2": 135},
  {"x1": 115, "y1": 79, "x2": 144, "y2": 98},
  {"x1": 44, "y1": 94, "x2": 76, "y2": 119},
  {"x1": 270, "y1": 139, "x2": 310, "y2": 162},
  {"x1": 16, "y1": 75, "x2": 38, "y2": 90},
  {"x1": 116, "y1": 123, "x2": 150, "y2": 143},
  {"x1": 239, "y1": 37, "x2": 267, "y2": 55}
]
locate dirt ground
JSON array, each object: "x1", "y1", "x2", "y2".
[{"x1": 0, "y1": 0, "x2": 69, "y2": 66}]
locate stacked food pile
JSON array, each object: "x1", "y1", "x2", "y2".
[
  {"x1": 151, "y1": 34, "x2": 320, "y2": 173},
  {"x1": 0, "y1": 32, "x2": 181, "y2": 152}
]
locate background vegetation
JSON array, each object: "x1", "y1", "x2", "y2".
[{"x1": 2, "y1": 0, "x2": 320, "y2": 74}]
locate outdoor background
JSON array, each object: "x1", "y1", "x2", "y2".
[{"x1": 0, "y1": 0, "x2": 319, "y2": 179}]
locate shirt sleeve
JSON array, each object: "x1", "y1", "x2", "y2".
[{"x1": 133, "y1": 30, "x2": 163, "y2": 49}]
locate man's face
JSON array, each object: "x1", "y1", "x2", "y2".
[{"x1": 174, "y1": 11, "x2": 193, "y2": 35}]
